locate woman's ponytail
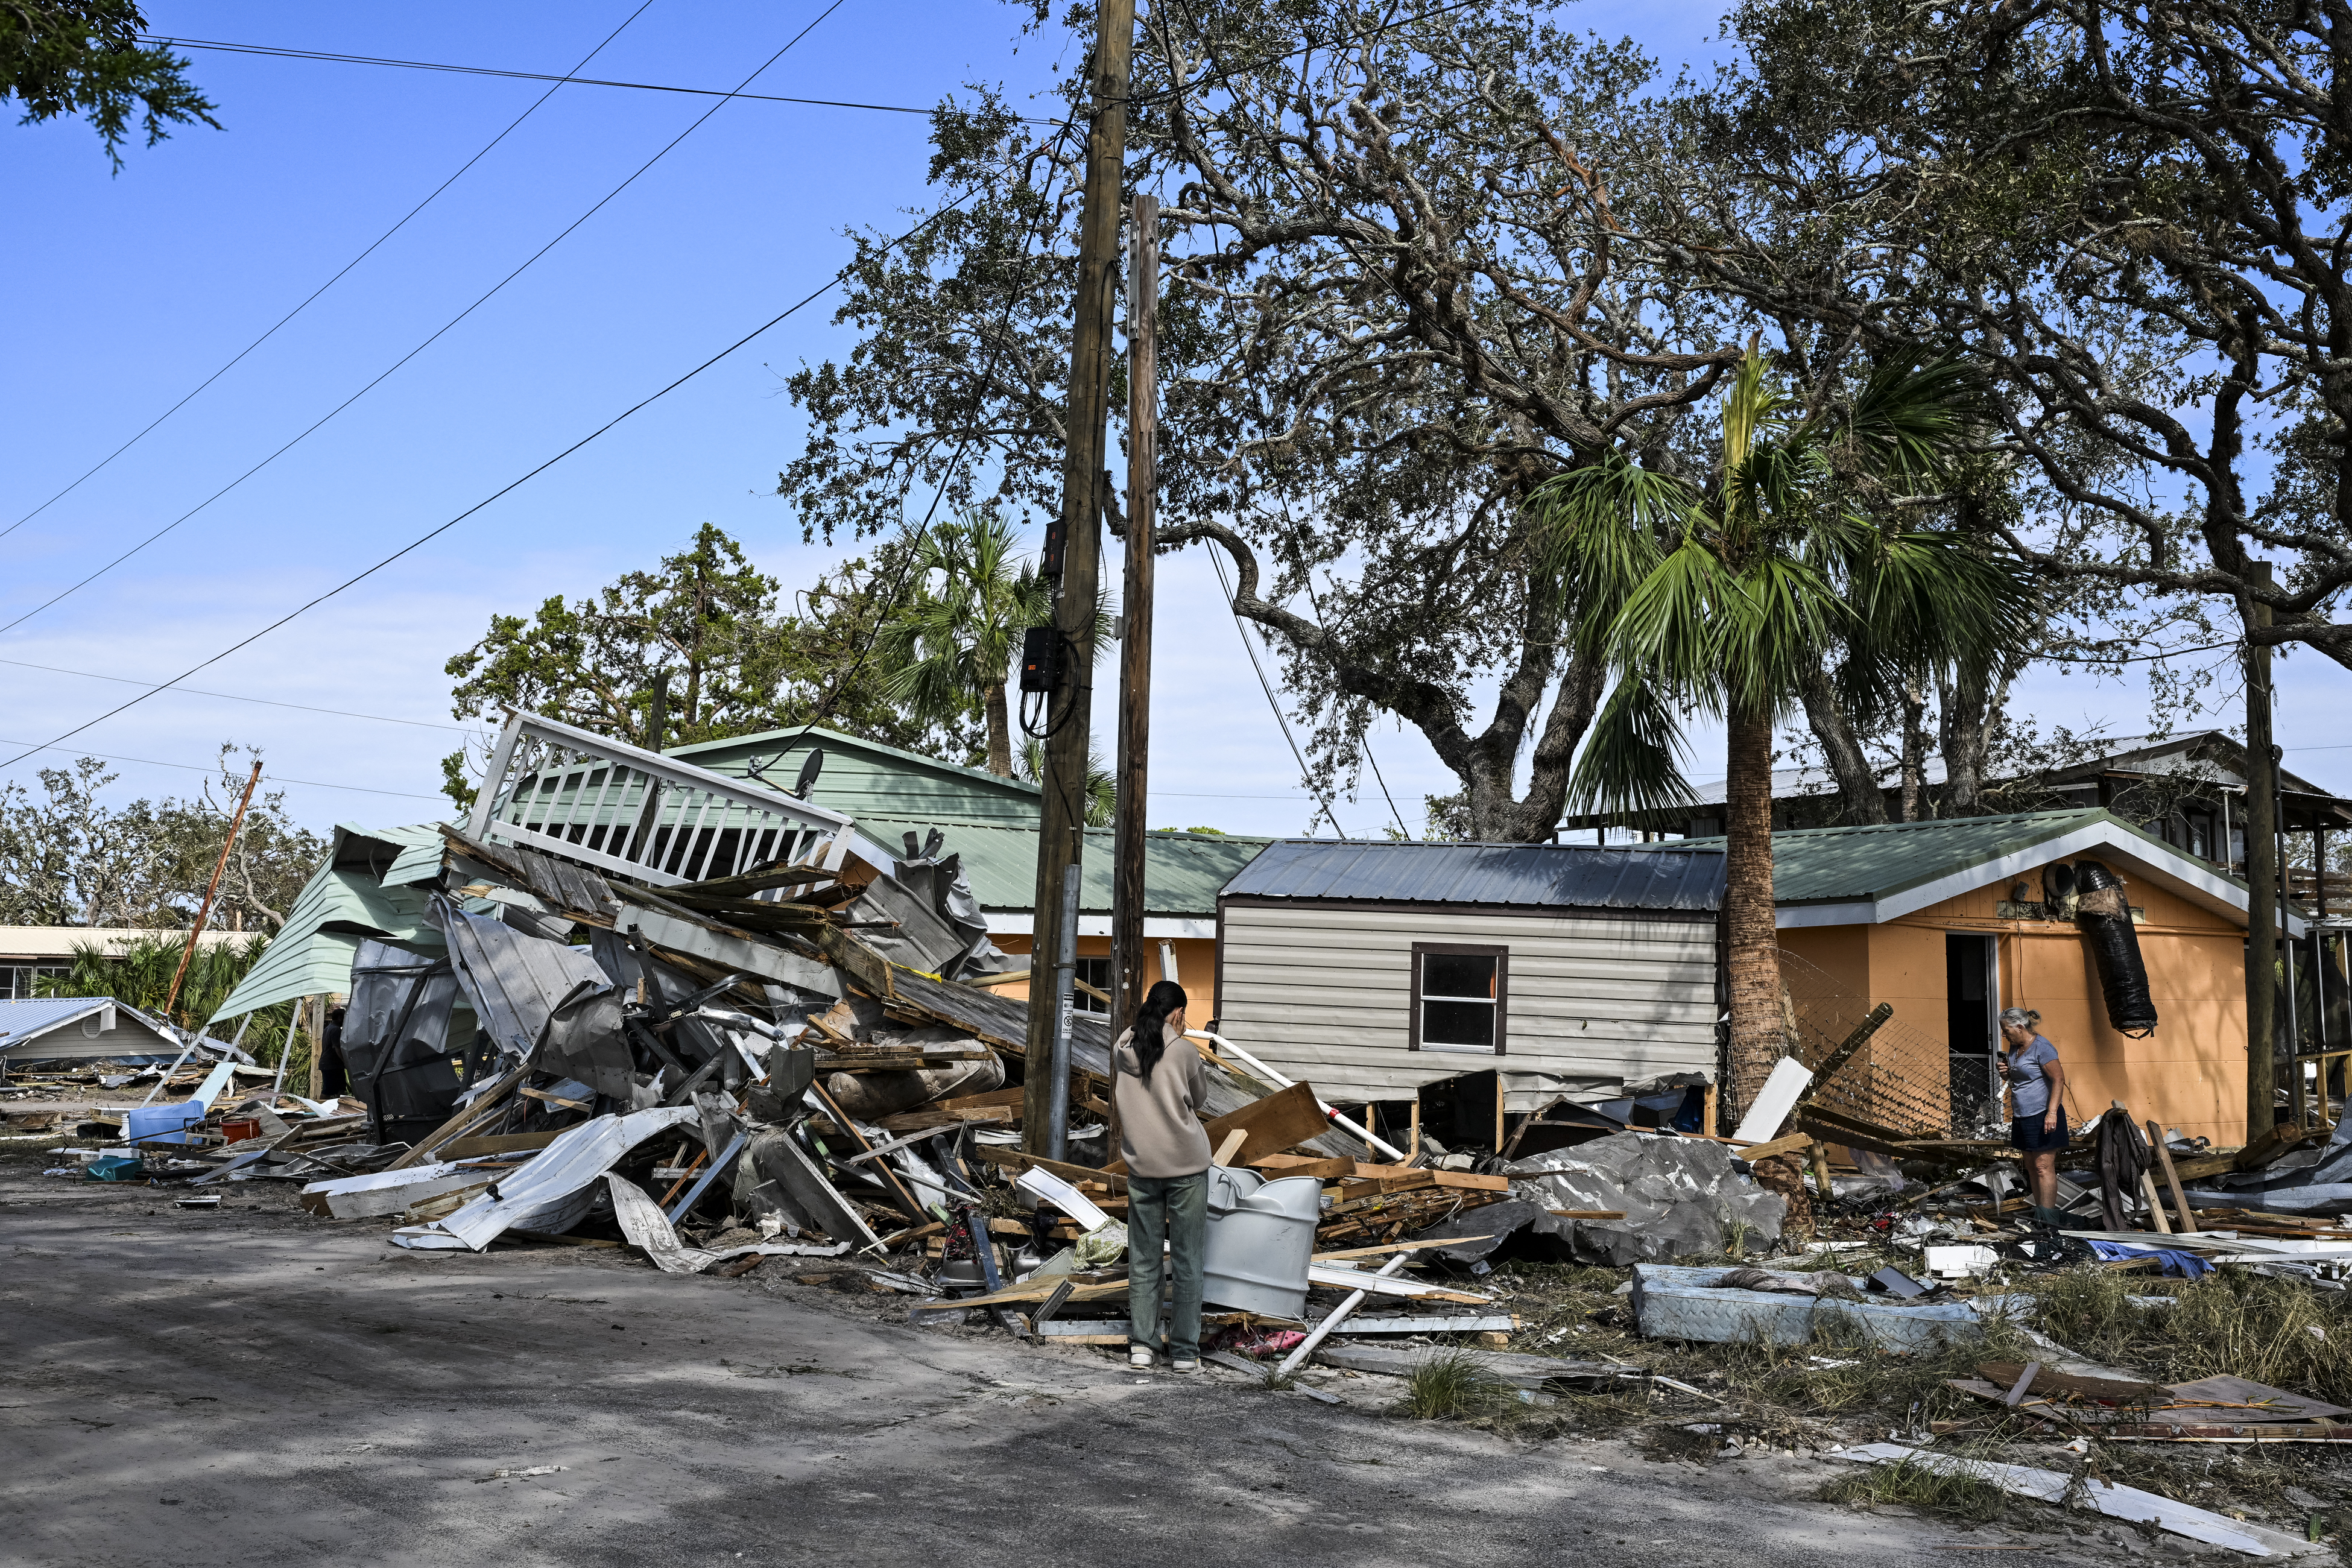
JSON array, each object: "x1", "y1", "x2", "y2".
[{"x1": 1127, "y1": 979, "x2": 1190, "y2": 1086}]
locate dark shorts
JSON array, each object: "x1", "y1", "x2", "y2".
[{"x1": 2011, "y1": 1109, "x2": 2068, "y2": 1152}]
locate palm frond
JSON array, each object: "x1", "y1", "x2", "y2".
[
  {"x1": 1528, "y1": 455, "x2": 1692, "y2": 644},
  {"x1": 1608, "y1": 536, "x2": 1740, "y2": 703},
  {"x1": 1845, "y1": 356, "x2": 1986, "y2": 490},
  {"x1": 1563, "y1": 674, "x2": 1699, "y2": 819}
]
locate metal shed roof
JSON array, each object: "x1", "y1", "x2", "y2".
[
  {"x1": 858, "y1": 816, "x2": 1272, "y2": 917},
  {"x1": 1221, "y1": 839, "x2": 1724, "y2": 912}
]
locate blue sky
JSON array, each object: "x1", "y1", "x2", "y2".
[{"x1": 4, "y1": 1, "x2": 2344, "y2": 846}]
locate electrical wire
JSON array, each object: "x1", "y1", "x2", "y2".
[
  {"x1": 1207, "y1": 546, "x2": 1347, "y2": 837},
  {"x1": 144, "y1": 33, "x2": 1064, "y2": 124},
  {"x1": 0, "y1": 739, "x2": 446, "y2": 800},
  {"x1": 0, "y1": 654, "x2": 470, "y2": 731},
  {"x1": 747, "y1": 104, "x2": 1086, "y2": 786},
  {"x1": 0, "y1": 162, "x2": 1012, "y2": 775},
  {"x1": 0, "y1": 0, "x2": 850, "y2": 642},
  {"x1": 9, "y1": 3, "x2": 660, "y2": 539}
]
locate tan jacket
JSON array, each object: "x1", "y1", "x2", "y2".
[{"x1": 1111, "y1": 1020, "x2": 1212, "y2": 1179}]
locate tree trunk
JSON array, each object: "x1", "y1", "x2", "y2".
[
  {"x1": 1723, "y1": 696, "x2": 1786, "y2": 1116},
  {"x1": 983, "y1": 682, "x2": 1013, "y2": 778},
  {"x1": 1796, "y1": 659, "x2": 1887, "y2": 826},
  {"x1": 1937, "y1": 652, "x2": 2006, "y2": 816},
  {"x1": 1898, "y1": 675, "x2": 1930, "y2": 821}
]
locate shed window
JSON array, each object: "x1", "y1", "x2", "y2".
[
  {"x1": 1073, "y1": 956, "x2": 1111, "y2": 1016},
  {"x1": 1411, "y1": 943, "x2": 1507, "y2": 1054}
]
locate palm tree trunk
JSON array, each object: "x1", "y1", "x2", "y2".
[
  {"x1": 1723, "y1": 695, "x2": 1785, "y2": 1117},
  {"x1": 984, "y1": 682, "x2": 1013, "y2": 778}
]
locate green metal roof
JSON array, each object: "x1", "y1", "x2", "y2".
[
  {"x1": 859, "y1": 815, "x2": 1271, "y2": 917},
  {"x1": 668, "y1": 726, "x2": 1040, "y2": 824},
  {"x1": 210, "y1": 824, "x2": 447, "y2": 1021},
  {"x1": 1682, "y1": 808, "x2": 2233, "y2": 908}
]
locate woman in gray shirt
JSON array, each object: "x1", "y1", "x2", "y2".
[
  {"x1": 1111, "y1": 980, "x2": 1211, "y2": 1373},
  {"x1": 1999, "y1": 1006, "x2": 2069, "y2": 1223}
]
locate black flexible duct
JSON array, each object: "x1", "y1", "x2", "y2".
[{"x1": 2073, "y1": 861, "x2": 2159, "y2": 1037}]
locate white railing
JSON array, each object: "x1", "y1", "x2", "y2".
[{"x1": 466, "y1": 710, "x2": 853, "y2": 887}]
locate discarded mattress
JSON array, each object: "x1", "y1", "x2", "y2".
[
  {"x1": 391, "y1": 1105, "x2": 697, "y2": 1251},
  {"x1": 1630, "y1": 1264, "x2": 2031, "y2": 1351},
  {"x1": 1504, "y1": 1132, "x2": 1789, "y2": 1264}
]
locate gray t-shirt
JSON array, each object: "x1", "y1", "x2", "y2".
[{"x1": 2002, "y1": 1034, "x2": 2061, "y2": 1119}]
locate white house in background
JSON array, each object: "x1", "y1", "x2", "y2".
[
  {"x1": 0, "y1": 996, "x2": 191, "y2": 1065},
  {"x1": 0, "y1": 926, "x2": 251, "y2": 1001}
]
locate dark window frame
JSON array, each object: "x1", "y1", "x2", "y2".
[
  {"x1": 1072, "y1": 955, "x2": 1111, "y2": 1016},
  {"x1": 1409, "y1": 941, "x2": 1508, "y2": 1056}
]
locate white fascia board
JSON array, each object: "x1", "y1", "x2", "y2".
[
  {"x1": 1795, "y1": 820, "x2": 2299, "y2": 937},
  {"x1": 1774, "y1": 901, "x2": 1881, "y2": 929},
  {"x1": 985, "y1": 913, "x2": 1213, "y2": 940}
]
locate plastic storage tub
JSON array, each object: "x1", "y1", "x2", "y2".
[{"x1": 1201, "y1": 1164, "x2": 1321, "y2": 1318}]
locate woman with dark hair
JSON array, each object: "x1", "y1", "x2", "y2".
[
  {"x1": 1998, "y1": 1006, "x2": 2070, "y2": 1224},
  {"x1": 1113, "y1": 979, "x2": 1210, "y2": 1372}
]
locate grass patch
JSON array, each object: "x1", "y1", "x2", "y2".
[
  {"x1": 1397, "y1": 1348, "x2": 1515, "y2": 1421},
  {"x1": 1817, "y1": 1448, "x2": 2017, "y2": 1527},
  {"x1": 2028, "y1": 1267, "x2": 2352, "y2": 1403}
]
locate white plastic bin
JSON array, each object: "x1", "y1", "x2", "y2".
[{"x1": 1201, "y1": 1164, "x2": 1321, "y2": 1318}]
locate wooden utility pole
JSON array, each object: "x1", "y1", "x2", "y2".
[
  {"x1": 1110, "y1": 192, "x2": 1160, "y2": 1031},
  {"x1": 1024, "y1": 0, "x2": 1136, "y2": 1157},
  {"x1": 2245, "y1": 562, "x2": 2279, "y2": 1142},
  {"x1": 161, "y1": 759, "x2": 264, "y2": 1031}
]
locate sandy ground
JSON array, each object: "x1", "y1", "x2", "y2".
[{"x1": 0, "y1": 1147, "x2": 2207, "y2": 1568}]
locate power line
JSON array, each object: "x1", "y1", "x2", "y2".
[
  {"x1": 0, "y1": 169, "x2": 1005, "y2": 775},
  {"x1": 0, "y1": 654, "x2": 469, "y2": 732},
  {"x1": 1207, "y1": 547, "x2": 1347, "y2": 837},
  {"x1": 0, "y1": 740, "x2": 446, "y2": 800},
  {"x1": 145, "y1": 33, "x2": 1064, "y2": 123},
  {"x1": 0, "y1": 1, "x2": 850, "y2": 642},
  {"x1": 10, "y1": 3, "x2": 659, "y2": 539}
]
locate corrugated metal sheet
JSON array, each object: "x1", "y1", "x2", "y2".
[
  {"x1": 858, "y1": 816, "x2": 1272, "y2": 917},
  {"x1": 1222, "y1": 839, "x2": 1724, "y2": 912}
]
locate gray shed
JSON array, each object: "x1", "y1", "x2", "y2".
[{"x1": 1215, "y1": 840, "x2": 1724, "y2": 1112}]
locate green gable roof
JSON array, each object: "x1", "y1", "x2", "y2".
[
  {"x1": 859, "y1": 815, "x2": 1271, "y2": 918},
  {"x1": 1680, "y1": 807, "x2": 2263, "y2": 929},
  {"x1": 666, "y1": 726, "x2": 1039, "y2": 824}
]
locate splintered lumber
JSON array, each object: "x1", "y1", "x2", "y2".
[
  {"x1": 1312, "y1": 1236, "x2": 1494, "y2": 1262},
  {"x1": 1248, "y1": 1153, "x2": 1355, "y2": 1180},
  {"x1": 1736, "y1": 1131, "x2": 1818, "y2": 1165},
  {"x1": 923, "y1": 1275, "x2": 1128, "y2": 1311},
  {"x1": 668, "y1": 862, "x2": 839, "y2": 900},
  {"x1": 1107, "y1": 1080, "x2": 1328, "y2": 1177},
  {"x1": 970, "y1": 1144, "x2": 1129, "y2": 1194},
  {"x1": 387, "y1": 1060, "x2": 534, "y2": 1171},
  {"x1": 1306, "y1": 1263, "x2": 1491, "y2": 1304},
  {"x1": 442, "y1": 1130, "x2": 563, "y2": 1159}
]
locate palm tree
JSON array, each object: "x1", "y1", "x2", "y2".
[
  {"x1": 876, "y1": 511, "x2": 1051, "y2": 777},
  {"x1": 1017, "y1": 738, "x2": 1116, "y2": 827},
  {"x1": 1534, "y1": 352, "x2": 2026, "y2": 1114}
]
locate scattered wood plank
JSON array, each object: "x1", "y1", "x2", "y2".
[
  {"x1": 441, "y1": 1130, "x2": 563, "y2": 1159},
  {"x1": 1107, "y1": 1081, "x2": 1327, "y2": 1176}
]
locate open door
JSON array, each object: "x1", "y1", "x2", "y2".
[{"x1": 1946, "y1": 933, "x2": 1999, "y2": 1130}]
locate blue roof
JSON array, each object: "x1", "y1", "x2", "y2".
[{"x1": 1221, "y1": 839, "x2": 1724, "y2": 912}]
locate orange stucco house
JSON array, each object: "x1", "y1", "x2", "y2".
[{"x1": 1752, "y1": 808, "x2": 2294, "y2": 1148}]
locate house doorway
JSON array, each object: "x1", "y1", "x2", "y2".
[{"x1": 1946, "y1": 933, "x2": 1999, "y2": 1128}]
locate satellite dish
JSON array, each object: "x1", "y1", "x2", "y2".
[{"x1": 792, "y1": 748, "x2": 824, "y2": 801}]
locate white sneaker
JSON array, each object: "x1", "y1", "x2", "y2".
[
  {"x1": 1129, "y1": 1344, "x2": 1154, "y2": 1368},
  {"x1": 1169, "y1": 1357, "x2": 1200, "y2": 1374}
]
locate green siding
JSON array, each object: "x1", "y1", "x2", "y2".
[
  {"x1": 668, "y1": 726, "x2": 1040, "y2": 824},
  {"x1": 859, "y1": 815, "x2": 1270, "y2": 918},
  {"x1": 210, "y1": 824, "x2": 446, "y2": 1022}
]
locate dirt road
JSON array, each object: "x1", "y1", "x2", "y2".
[{"x1": 0, "y1": 1155, "x2": 2120, "y2": 1567}]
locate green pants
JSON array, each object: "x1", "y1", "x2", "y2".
[{"x1": 1125, "y1": 1170, "x2": 1207, "y2": 1359}]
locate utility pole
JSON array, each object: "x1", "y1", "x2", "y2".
[
  {"x1": 1111, "y1": 193, "x2": 1159, "y2": 1032},
  {"x1": 162, "y1": 759, "x2": 264, "y2": 1031},
  {"x1": 1024, "y1": 0, "x2": 1135, "y2": 1157},
  {"x1": 2245, "y1": 561, "x2": 2278, "y2": 1142}
]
